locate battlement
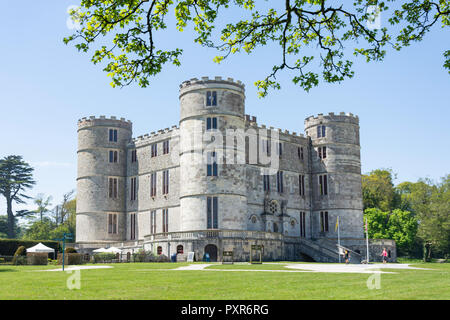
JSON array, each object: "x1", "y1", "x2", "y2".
[
  {"x1": 179, "y1": 76, "x2": 245, "y2": 96},
  {"x1": 304, "y1": 112, "x2": 359, "y2": 129},
  {"x1": 78, "y1": 115, "x2": 132, "y2": 130},
  {"x1": 132, "y1": 125, "x2": 179, "y2": 144}
]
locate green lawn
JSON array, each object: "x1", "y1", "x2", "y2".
[{"x1": 0, "y1": 262, "x2": 449, "y2": 300}]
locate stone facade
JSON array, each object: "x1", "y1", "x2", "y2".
[{"x1": 75, "y1": 76, "x2": 396, "y2": 262}]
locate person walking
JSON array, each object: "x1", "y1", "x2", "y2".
[
  {"x1": 344, "y1": 249, "x2": 350, "y2": 264},
  {"x1": 381, "y1": 248, "x2": 388, "y2": 264}
]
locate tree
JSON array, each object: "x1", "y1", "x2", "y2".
[
  {"x1": 362, "y1": 169, "x2": 399, "y2": 212},
  {"x1": 0, "y1": 156, "x2": 35, "y2": 238},
  {"x1": 33, "y1": 193, "x2": 53, "y2": 222},
  {"x1": 64, "y1": 0, "x2": 450, "y2": 97},
  {"x1": 22, "y1": 218, "x2": 54, "y2": 241}
]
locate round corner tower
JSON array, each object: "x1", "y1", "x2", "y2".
[
  {"x1": 76, "y1": 116, "x2": 132, "y2": 245},
  {"x1": 304, "y1": 112, "x2": 364, "y2": 239},
  {"x1": 178, "y1": 76, "x2": 247, "y2": 231}
]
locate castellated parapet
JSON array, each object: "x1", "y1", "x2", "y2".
[{"x1": 75, "y1": 76, "x2": 394, "y2": 262}]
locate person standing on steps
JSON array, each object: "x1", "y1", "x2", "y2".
[
  {"x1": 344, "y1": 249, "x2": 350, "y2": 264},
  {"x1": 381, "y1": 248, "x2": 388, "y2": 264}
]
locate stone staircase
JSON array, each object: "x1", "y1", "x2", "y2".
[{"x1": 298, "y1": 238, "x2": 362, "y2": 264}]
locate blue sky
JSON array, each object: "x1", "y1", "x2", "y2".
[{"x1": 0, "y1": 1, "x2": 449, "y2": 215}]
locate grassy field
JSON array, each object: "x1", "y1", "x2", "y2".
[{"x1": 0, "y1": 262, "x2": 449, "y2": 300}]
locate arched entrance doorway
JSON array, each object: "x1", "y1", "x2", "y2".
[{"x1": 204, "y1": 244, "x2": 218, "y2": 262}]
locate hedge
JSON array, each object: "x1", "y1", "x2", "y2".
[
  {"x1": 57, "y1": 253, "x2": 83, "y2": 265},
  {"x1": 0, "y1": 239, "x2": 60, "y2": 256}
]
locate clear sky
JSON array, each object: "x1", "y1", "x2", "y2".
[{"x1": 0, "y1": 1, "x2": 449, "y2": 215}]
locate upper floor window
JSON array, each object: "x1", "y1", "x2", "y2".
[
  {"x1": 163, "y1": 140, "x2": 170, "y2": 154},
  {"x1": 300, "y1": 212, "x2": 306, "y2": 238},
  {"x1": 299, "y1": 175, "x2": 305, "y2": 196},
  {"x1": 261, "y1": 139, "x2": 270, "y2": 156},
  {"x1": 131, "y1": 149, "x2": 137, "y2": 163},
  {"x1": 108, "y1": 213, "x2": 118, "y2": 234},
  {"x1": 317, "y1": 125, "x2": 326, "y2": 138},
  {"x1": 162, "y1": 209, "x2": 169, "y2": 233},
  {"x1": 162, "y1": 170, "x2": 169, "y2": 195},
  {"x1": 206, "y1": 91, "x2": 217, "y2": 106},
  {"x1": 319, "y1": 174, "x2": 328, "y2": 196},
  {"x1": 207, "y1": 152, "x2": 218, "y2": 177},
  {"x1": 320, "y1": 211, "x2": 329, "y2": 232},
  {"x1": 263, "y1": 174, "x2": 270, "y2": 192},
  {"x1": 130, "y1": 213, "x2": 136, "y2": 240},
  {"x1": 207, "y1": 196, "x2": 218, "y2": 229},
  {"x1": 277, "y1": 171, "x2": 284, "y2": 193},
  {"x1": 109, "y1": 129, "x2": 118, "y2": 142},
  {"x1": 277, "y1": 142, "x2": 283, "y2": 157},
  {"x1": 298, "y1": 147, "x2": 304, "y2": 160},
  {"x1": 109, "y1": 150, "x2": 118, "y2": 163},
  {"x1": 151, "y1": 143, "x2": 157, "y2": 157},
  {"x1": 130, "y1": 177, "x2": 137, "y2": 201},
  {"x1": 206, "y1": 117, "x2": 217, "y2": 130},
  {"x1": 150, "y1": 210, "x2": 156, "y2": 234},
  {"x1": 150, "y1": 172, "x2": 157, "y2": 197},
  {"x1": 318, "y1": 146, "x2": 327, "y2": 159},
  {"x1": 108, "y1": 177, "x2": 118, "y2": 199}
]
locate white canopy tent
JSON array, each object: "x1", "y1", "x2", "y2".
[
  {"x1": 93, "y1": 248, "x2": 108, "y2": 253},
  {"x1": 105, "y1": 247, "x2": 122, "y2": 254},
  {"x1": 26, "y1": 243, "x2": 55, "y2": 253}
]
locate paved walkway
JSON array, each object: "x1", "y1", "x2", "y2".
[{"x1": 40, "y1": 266, "x2": 114, "y2": 272}]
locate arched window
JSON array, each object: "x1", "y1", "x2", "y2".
[{"x1": 177, "y1": 245, "x2": 184, "y2": 254}]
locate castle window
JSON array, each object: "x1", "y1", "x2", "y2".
[
  {"x1": 130, "y1": 213, "x2": 136, "y2": 240},
  {"x1": 177, "y1": 245, "x2": 184, "y2": 254},
  {"x1": 298, "y1": 147, "x2": 304, "y2": 160},
  {"x1": 320, "y1": 211, "x2": 329, "y2": 232},
  {"x1": 108, "y1": 178, "x2": 118, "y2": 199},
  {"x1": 130, "y1": 177, "x2": 137, "y2": 201},
  {"x1": 150, "y1": 173, "x2": 157, "y2": 197},
  {"x1": 162, "y1": 209, "x2": 169, "y2": 233},
  {"x1": 131, "y1": 149, "x2": 137, "y2": 163},
  {"x1": 163, "y1": 140, "x2": 170, "y2": 154},
  {"x1": 207, "y1": 152, "x2": 218, "y2": 177},
  {"x1": 109, "y1": 129, "x2": 118, "y2": 142},
  {"x1": 261, "y1": 138, "x2": 270, "y2": 156},
  {"x1": 150, "y1": 210, "x2": 156, "y2": 234},
  {"x1": 109, "y1": 150, "x2": 118, "y2": 163},
  {"x1": 299, "y1": 175, "x2": 305, "y2": 196},
  {"x1": 206, "y1": 91, "x2": 217, "y2": 106},
  {"x1": 277, "y1": 142, "x2": 283, "y2": 156},
  {"x1": 207, "y1": 197, "x2": 218, "y2": 229},
  {"x1": 108, "y1": 213, "x2": 118, "y2": 234},
  {"x1": 157, "y1": 246, "x2": 162, "y2": 255},
  {"x1": 300, "y1": 212, "x2": 306, "y2": 238},
  {"x1": 318, "y1": 146, "x2": 327, "y2": 159},
  {"x1": 151, "y1": 143, "x2": 157, "y2": 157},
  {"x1": 162, "y1": 170, "x2": 169, "y2": 195},
  {"x1": 263, "y1": 174, "x2": 270, "y2": 192},
  {"x1": 206, "y1": 117, "x2": 217, "y2": 130},
  {"x1": 319, "y1": 174, "x2": 328, "y2": 196},
  {"x1": 317, "y1": 125, "x2": 326, "y2": 138},
  {"x1": 277, "y1": 171, "x2": 284, "y2": 193}
]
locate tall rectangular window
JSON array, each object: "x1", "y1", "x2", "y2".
[
  {"x1": 131, "y1": 149, "x2": 137, "y2": 163},
  {"x1": 299, "y1": 175, "x2": 305, "y2": 196},
  {"x1": 320, "y1": 211, "x2": 329, "y2": 232},
  {"x1": 207, "y1": 152, "x2": 218, "y2": 176},
  {"x1": 108, "y1": 213, "x2": 118, "y2": 234},
  {"x1": 319, "y1": 174, "x2": 328, "y2": 196},
  {"x1": 108, "y1": 178, "x2": 118, "y2": 199},
  {"x1": 317, "y1": 125, "x2": 326, "y2": 138},
  {"x1": 277, "y1": 142, "x2": 283, "y2": 156},
  {"x1": 130, "y1": 213, "x2": 136, "y2": 240},
  {"x1": 150, "y1": 173, "x2": 157, "y2": 197},
  {"x1": 207, "y1": 197, "x2": 218, "y2": 229},
  {"x1": 162, "y1": 170, "x2": 169, "y2": 195},
  {"x1": 261, "y1": 138, "x2": 270, "y2": 156},
  {"x1": 206, "y1": 91, "x2": 217, "y2": 106},
  {"x1": 206, "y1": 117, "x2": 217, "y2": 130},
  {"x1": 109, "y1": 129, "x2": 118, "y2": 142},
  {"x1": 300, "y1": 212, "x2": 306, "y2": 238},
  {"x1": 277, "y1": 171, "x2": 284, "y2": 193},
  {"x1": 163, "y1": 140, "x2": 170, "y2": 154},
  {"x1": 298, "y1": 147, "x2": 304, "y2": 160},
  {"x1": 150, "y1": 210, "x2": 156, "y2": 234},
  {"x1": 318, "y1": 146, "x2": 327, "y2": 159},
  {"x1": 151, "y1": 143, "x2": 157, "y2": 157},
  {"x1": 162, "y1": 209, "x2": 169, "y2": 233},
  {"x1": 130, "y1": 177, "x2": 137, "y2": 201},
  {"x1": 263, "y1": 174, "x2": 270, "y2": 192},
  {"x1": 109, "y1": 150, "x2": 118, "y2": 163}
]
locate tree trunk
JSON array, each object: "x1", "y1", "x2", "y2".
[{"x1": 6, "y1": 196, "x2": 16, "y2": 239}]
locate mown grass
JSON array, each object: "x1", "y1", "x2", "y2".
[{"x1": 0, "y1": 262, "x2": 448, "y2": 300}]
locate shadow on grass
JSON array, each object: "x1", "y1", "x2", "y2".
[{"x1": 0, "y1": 268, "x2": 18, "y2": 273}]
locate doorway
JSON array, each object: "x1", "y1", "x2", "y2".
[{"x1": 204, "y1": 244, "x2": 218, "y2": 262}]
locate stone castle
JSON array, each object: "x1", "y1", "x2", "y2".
[{"x1": 76, "y1": 76, "x2": 396, "y2": 262}]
